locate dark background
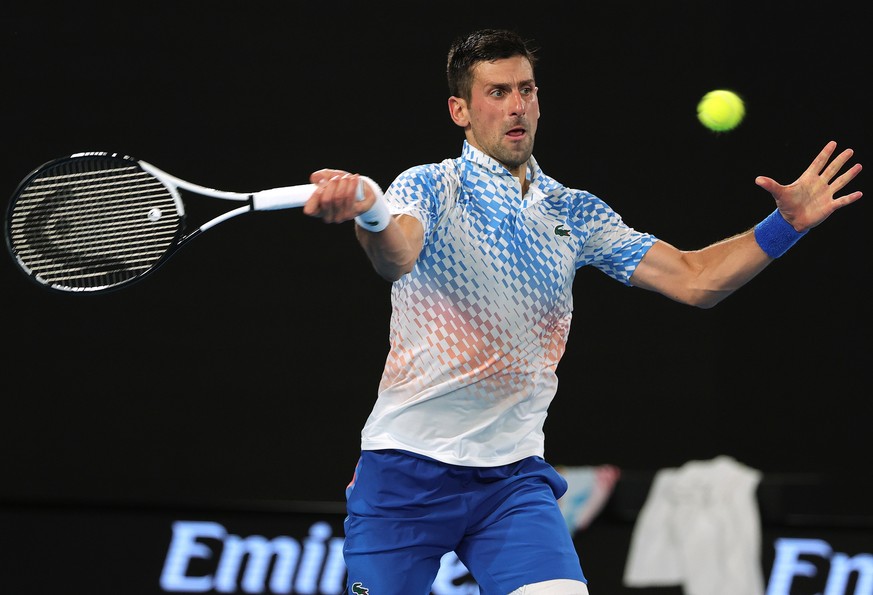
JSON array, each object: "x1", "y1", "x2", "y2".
[{"x1": 2, "y1": 0, "x2": 869, "y2": 519}]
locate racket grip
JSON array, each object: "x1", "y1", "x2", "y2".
[{"x1": 251, "y1": 184, "x2": 317, "y2": 210}]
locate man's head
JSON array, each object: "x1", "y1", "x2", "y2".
[
  {"x1": 446, "y1": 29, "x2": 540, "y2": 176},
  {"x1": 446, "y1": 29, "x2": 538, "y2": 103}
]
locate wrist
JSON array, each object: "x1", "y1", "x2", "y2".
[
  {"x1": 754, "y1": 209, "x2": 807, "y2": 258},
  {"x1": 354, "y1": 177, "x2": 391, "y2": 232}
]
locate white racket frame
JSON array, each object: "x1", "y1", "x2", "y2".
[{"x1": 137, "y1": 160, "x2": 317, "y2": 233}]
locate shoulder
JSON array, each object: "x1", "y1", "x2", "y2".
[
  {"x1": 394, "y1": 158, "x2": 459, "y2": 184},
  {"x1": 537, "y1": 173, "x2": 614, "y2": 220},
  {"x1": 390, "y1": 158, "x2": 461, "y2": 200}
]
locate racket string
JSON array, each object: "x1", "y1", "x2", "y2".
[{"x1": 8, "y1": 160, "x2": 183, "y2": 290}]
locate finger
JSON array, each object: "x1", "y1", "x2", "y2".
[
  {"x1": 302, "y1": 188, "x2": 324, "y2": 217},
  {"x1": 820, "y1": 148, "x2": 855, "y2": 182},
  {"x1": 327, "y1": 173, "x2": 355, "y2": 204},
  {"x1": 806, "y1": 140, "x2": 838, "y2": 176},
  {"x1": 828, "y1": 162, "x2": 863, "y2": 194},
  {"x1": 310, "y1": 169, "x2": 330, "y2": 185},
  {"x1": 310, "y1": 168, "x2": 346, "y2": 186},
  {"x1": 338, "y1": 173, "x2": 360, "y2": 196},
  {"x1": 832, "y1": 190, "x2": 863, "y2": 210},
  {"x1": 755, "y1": 176, "x2": 779, "y2": 193},
  {"x1": 319, "y1": 176, "x2": 342, "y2": 221},
  {"x1": 322, "y1": 174, "x2": 360, "y2": 222}
]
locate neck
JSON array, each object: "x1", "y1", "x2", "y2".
[{"x1": 514, "y1": 165, "x2": 529, "y2": 194}]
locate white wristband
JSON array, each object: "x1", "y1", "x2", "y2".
[{"x1": 354, "y1": 176, "x2": 391, "y2": 232}]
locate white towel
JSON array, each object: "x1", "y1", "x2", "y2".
[{"x1": 623, "y1": 455, "x2": 764, "y2": 595}]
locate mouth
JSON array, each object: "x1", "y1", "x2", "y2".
[{"x1": 506, "y1": 126, "x2": 526, "y2": 139}]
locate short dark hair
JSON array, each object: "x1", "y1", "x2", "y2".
[{"x1": 446, "y1": 28, "x2": 538, "y2": 101}]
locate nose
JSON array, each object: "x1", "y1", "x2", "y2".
[{"x1": 511, "y1": 90, "x2": 526, "y2": 116}]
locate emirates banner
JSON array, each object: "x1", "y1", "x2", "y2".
[{"x1": 2, "y1": 503, "x2": 871, "y2": 594}]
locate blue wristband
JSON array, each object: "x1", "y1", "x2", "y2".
[{"x1": 754, "y1": 209, "x2": 808, "y2": 258}]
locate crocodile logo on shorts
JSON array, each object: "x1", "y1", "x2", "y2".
[
  {"x1": 351, "y1": 582, "x2": 370, "y2": 594},
  {"x1": 554, "y1": 224, "x2": 570, "y2": 237}
]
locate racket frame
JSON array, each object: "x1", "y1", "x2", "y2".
[{"x1": 5, "y1": 152, "x2": 317, "y2": 293}]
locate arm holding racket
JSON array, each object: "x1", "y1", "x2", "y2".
[{"x1": 305, "y1": 169, "x2": 424, "y2": 282}]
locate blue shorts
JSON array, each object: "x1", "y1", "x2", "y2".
[{"x1": 343, "y1": 449, "x2": 586, "y2": 595}]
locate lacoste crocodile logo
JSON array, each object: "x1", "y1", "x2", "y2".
[
  {"x1": 554, "y1": 224, "x2": 570, "y2": 237},
  {"x1": 351, "y1": 582, "x2": 369, "y2": 594}
]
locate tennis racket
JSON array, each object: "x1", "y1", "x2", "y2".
[{"x1": 5, "y1": 151, "x2": 346, "y2": 293}]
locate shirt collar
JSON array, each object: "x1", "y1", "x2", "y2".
[
  {"x1": 461, "y1": 140, "x2": 533, "y2": 178},
  {"x1": 461, "y1": 140, "x2": 559, "y2": 195}
]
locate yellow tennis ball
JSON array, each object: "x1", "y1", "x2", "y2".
[{"x1": 697, "y1": 89, "x2": 745, "y2": 132}]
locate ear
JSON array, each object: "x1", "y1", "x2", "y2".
[{"x1": 448, "y1": 96, "x2": 470, "y2": 128}]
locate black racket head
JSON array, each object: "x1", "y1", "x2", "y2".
[{"x1": 5, "y1": 152, "x2": 185, "y2": 293}]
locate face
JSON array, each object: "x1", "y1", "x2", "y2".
[{"x1": 448, "y1": 55, "x2": 540, "y2": 176}]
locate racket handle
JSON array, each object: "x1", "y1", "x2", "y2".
[{"x1": 251, "y1": 184, "x2": 317, "y2": 210}]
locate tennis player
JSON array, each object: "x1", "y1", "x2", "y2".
[{"x1": 303, "y1": 28, "x2": 862, "y2": 595}]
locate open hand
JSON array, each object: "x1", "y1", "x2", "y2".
[{"x1": 755, "y1": 141, "x2": 862, "y2": 232}]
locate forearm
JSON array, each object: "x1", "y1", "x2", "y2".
[
  {"x1": 632, "y1": 207, "x2": 813, "y2": 308},
  {"x1": 681, "y1": 230, "x2": 773, "y2": 308},
  {"x1": 632, "y1": 231, "x2": 772, "y2": 309},
  {"x1": 355, "y1": 214, "x2": 423, "y2": 282}
]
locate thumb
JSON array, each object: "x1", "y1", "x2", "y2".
[{"x1": 755, "y1": 175, "x2": 778, "y2": 193}]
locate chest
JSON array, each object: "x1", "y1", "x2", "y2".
[{"x1": 423, "y1": 187, "x2": 580, "y2": 297}]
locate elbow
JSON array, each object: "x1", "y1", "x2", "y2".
[
  {"x1": 376, "y1": 258, "x2": 416, "y2": 282},
  {"x1": 657, "y1": 281, "x2": 729, "y2": 309},
  {"x1": 694, "y1": 297, "x2": 720, "y2": 310},
  {"x1": 379, "y1": 268, "x2": 407, "y2": 283},
  {"x1": 666, "y1": 294, "x2": 718, "y2": 309},
  {"x1": 686, "y1": 288, "x2": 732, "y2": 310}
]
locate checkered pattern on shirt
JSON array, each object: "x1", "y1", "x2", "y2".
[{"x1": 359, "y1": 142, "x2": 657, "y2": 466}]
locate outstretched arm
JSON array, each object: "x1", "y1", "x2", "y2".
[
  {"x1": 630, "y1": 141, "x2": 863, "y2": 308},
  {"x1": 303, "y1": 169, "x2": 424, "y2": 282}
]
